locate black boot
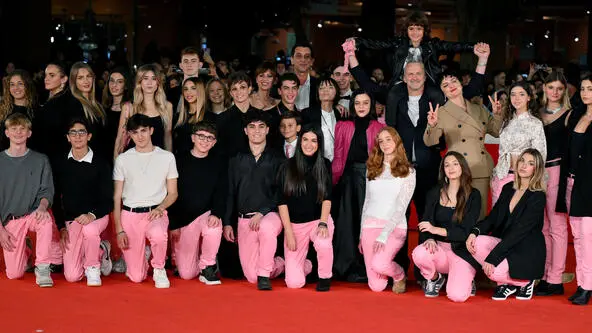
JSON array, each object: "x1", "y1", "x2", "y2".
[
  {"x1": 316, "y1": 278, "x2": 331, "y2": 292},
  {"x1": 535, "y1": 282, "x2": 564, "y2": 296},
  {"x1": 568, "y1": 286, "x2": 584, "y2": 301},
  {"x1": 571, "y1": 289, "x2": 591, "y2": 305},
  {"x1": 257, "y1": 276, "x2": 272, "y2": 291}
]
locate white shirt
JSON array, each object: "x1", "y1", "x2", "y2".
[
  {"x1": 408, "y1": 95, "x2": 421, "y2": 162},
  {"x1": 283, "y1": 138, "x2": 298, "y2": 158},
  {"x1": 320, "y1": 109, "x2": 336, "y2": 161},
  {"x1": 68, "y1": 148, "x2": 93, "y2": 163},
  {"x1": 361, "y1": 167, "x2": 416, "y2": 244},
  {"x1": 338, "y1": 89, "x2": 352, "y2": 111},
  {"x1": 295, "y1": 74, "x2": 311, "y2": 110},
  {"x1": 113, "y1": 147, "x2": 178, "y2": 208}
]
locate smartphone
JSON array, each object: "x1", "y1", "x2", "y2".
[{"x1": 198, "y1": 68, "x2": 210, "y2": 75}]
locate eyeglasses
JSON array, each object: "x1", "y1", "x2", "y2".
[
  {"x1": 67, "y1": 129, "x2": 88, "y2": 137},
  {"x1": 193, "y1": 133, "x2": 216, "y2": 142}
]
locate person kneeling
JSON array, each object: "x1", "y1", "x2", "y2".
[
  {"x1": 56, "y1": 119, "x2": 113, "y2": 286},
  {"x1": 169, "y1": 122, "x2": 225, "y2": 285},
  {"x1": 113, "y1": 114, "x2": 178, "y2": 288},
  {"x1": 466, "y1": 148, "x2": 546, "y2": 301},
  {"x1": 359, "y1": 127, "x2": 415, "y2": 293},
  {"x1": 412, "y1": 152, "x2": 481, "y2": 302},
  {"x1": 278, "y1": 125, "x2": 334, "y2": 291}
]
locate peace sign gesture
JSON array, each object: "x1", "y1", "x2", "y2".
[
  {"x1": 427, "y1": 102, "x2": 440, "y2": 127},
  {"x1": 488, "y1": 93, "x2": 502, "y2": 115}
]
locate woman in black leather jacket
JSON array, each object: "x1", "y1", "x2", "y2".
[{"x1": 352, "y1": 11, "x2": 474, "y2": 86}]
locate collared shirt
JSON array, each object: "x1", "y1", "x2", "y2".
[
  {"x1": 338, "y1": 89, "x2": 352, "y2": 111},
  {"x1": 224, "y1": 146, "x2": 284, "y2": 226},
  {"x1": 320, "y1": 109, "x2": 336, "y2": 161},
  {"x1": 283, "y1": 138, "x2": 298, "y2": 158},
  {"x1": 295, "y1": 74, "x2": 311, "y2": 111},
  {"x1": 493, "y1": 112, "x2": 547, "y2": 180},
  {"x1": 67, "y1": 148, "x2": 94, "y2": 163}
]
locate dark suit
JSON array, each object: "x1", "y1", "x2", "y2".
[
  {"x1": 473, "y1": 183, "x2": 546, "y2": 280},
  {"x1": 295, "y1": 75, "x2": 320, "y2": 110}
]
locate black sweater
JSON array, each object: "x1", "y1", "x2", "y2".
[
  {"x1": 169, "y1": 152, "x2": 227, "y2": 230},
  {"x1": 53, "y1": 153, "x2": 113, "y2": 230},
  {"x1": 471, "y1": 183, "x2": 546, "y2": 280}
]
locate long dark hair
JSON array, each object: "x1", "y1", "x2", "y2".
[
  {"x1": 102, "y1": 67, "x2": 132, "y2": 110},
  {"x1": 282, "y1": 124, "x2": 329, "y2": 202},
  {"x1": 501, "y1": 81, "x2": 540, "y2": 130},
  {"x1": 439, "y1": 151, "x2": 473, "y2": 223}
]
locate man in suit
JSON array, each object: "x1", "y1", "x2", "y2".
[{"x1": 292, "y1": 42, "x2": 319, "y2": 110}]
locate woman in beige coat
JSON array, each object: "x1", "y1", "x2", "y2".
[{"x1": 424, "y1": 43, "x2": 502, "y2": 218}]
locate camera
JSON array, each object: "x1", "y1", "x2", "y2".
[{"x1": 534, "y1": 64, "x2": 549, "y2": 71}]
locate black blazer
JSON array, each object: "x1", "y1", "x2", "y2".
[
  {"x1": 421, "y1": 187, "x2": 482, "y2": 270},
  {"x1": 472, "y1": 182, "x2": 546, "y2": 280},
  {"x1": 567, "y1": 108, "x2": 592, "y2": 217},
  {"x1": 300, "y1": 105, "x2": 343, "y2": 129}
]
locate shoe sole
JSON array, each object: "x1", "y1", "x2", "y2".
[
  {"x1": 199, "y1": 275, "x2": 222, "y2": 285},
  {"x1": 37, "y1": 283, "x2": 53, "y2": 288},
  {"x1": 491, "y1": 297, "x2": 509, "y2": 301},
  {"x1": 155, "y1": 283, "x2": 170, "y2": 288},
  {"x1": 516, "y1": 295, "x2": 533, "y2": 300},
  {"x1": 424, "y1": 294, "x2": 439, "y2": 298},
  {"x1": 87, "y1": 282, "x2": 102, "y2": 287}
]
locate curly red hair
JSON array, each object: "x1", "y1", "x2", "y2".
[{"x1": 367, "y1": 127, "x2": 411, "y2": 180}]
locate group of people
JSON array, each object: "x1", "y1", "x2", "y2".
[{"x1": 1, "y1": 10, "x2": 591, "y2": 306}]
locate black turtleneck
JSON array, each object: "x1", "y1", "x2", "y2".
[
  {"x1": 347, "y1": 116, "x2": 371, "y2": 163},
  {"x1": 277, "y1": 156, "x2": 332, "y2": 223}
]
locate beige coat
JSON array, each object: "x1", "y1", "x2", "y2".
[{"x1": 424, "y1": 100, "x2": 502, "y2": 178}]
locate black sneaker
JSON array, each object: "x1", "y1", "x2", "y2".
[
  {"x1": 199, "y1": 265, "x2": 221, "y2": 285},
  {"x1": 50, "y1": 264, "x2": 64, "y2": 273},
  {"x1": 492, "y1": 284, "x2": 517, "y2": 301},
  {"x1": 569, "y1": 286, "x2": 584, "y2": 301},
  {"x1": 424, "y1": 273, "x2": 446, "y2": 298},
  {"x1": 257, "y1": 276, "x2": 272, "y2": 290},
  {"x1": 316, "y1": 278, "x2": 331, "y2": 292},
  {"x1": 516, "y1": 280, "x2": 535, "y2": 300},
  {"x1": 536, "y1": 282, "x2": 564, "y2": 296}
]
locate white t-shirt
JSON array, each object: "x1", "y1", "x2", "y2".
[
  {"x1": 320, "y1": 109, "x2": 336, "y2": 161},
  {"x1": 408, "y1": 95, "x2": 421, "y2": 162},
  {"x1": 113, "y1": 147, "x2": 178, "y2": 208}
]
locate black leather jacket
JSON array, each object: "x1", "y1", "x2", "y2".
[{"x1": 356, "y1": 36, "x2": 474, "y2": 85}]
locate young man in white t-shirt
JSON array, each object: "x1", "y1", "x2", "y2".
[{"x1": 113, "y1": 114, "x2": 178, "y2": 288}]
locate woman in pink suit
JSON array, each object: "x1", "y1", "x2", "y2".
[{"x1": 332, "y1": 89, "x2": 385, "y2": 281}]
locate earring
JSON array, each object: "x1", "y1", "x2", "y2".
[{"x1": 445, "y1": 177, "x2": 449, "y2": 183}]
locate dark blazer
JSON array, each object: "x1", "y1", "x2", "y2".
[
  {"x1": 472, "y1": 182, "x2": 546, "y2": 280},
  {"x1": 300, "y1": 105, "x2": 343, "y2": 129},
  {"x1": 421, "y1": 187, "x2": 482, "y2": 270},
  {"x1": 568, "y1": 108, "x2": 592, "y2": 217},
  {"x1": 307, "y1": 76, "x2": 320, "y2": 109}
]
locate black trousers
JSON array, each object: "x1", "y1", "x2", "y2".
[{"x1": 332, "y1": 163, "x2": 367, "y2": 279}]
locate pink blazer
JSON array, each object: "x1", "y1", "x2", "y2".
[{"x1": 332, "y1": 120, "x2": 385, "y2": 185}]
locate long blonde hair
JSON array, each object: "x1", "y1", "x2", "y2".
[
  {"x1": 0, "y1": 70, "x2": 37, "y2": 121},
  {"x1": 69, "y1": 62, "x2": 105, "y2": 124},
  {"x1": 176, "y1": 77, "x2": 206, "y2": 128},
  {"x1": 513, "y1": 148, "x2": 546, "y2": 192},
  {"x1": 541, "y1": 70, "x2": 572, "y2": 110},
  {"x1": 132, "y1": 64, "x2": 169, "y2": 128}
]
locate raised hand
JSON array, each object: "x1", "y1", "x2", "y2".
[
  {"x1": 488, "y1": 93, "x2": 502, "y2": 115},
  {"x1": 473, "y1": 42, "x2": 490, "y2": 59},
  {"x1": 427, "y1": 102, "x2": 439, "y2": 127}
]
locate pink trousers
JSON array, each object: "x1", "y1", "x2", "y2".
[
  {"x1": 172, "y1": 211, "x2": 222, "y2": 280},
  {"x1": 237, "y1": 212, "x2": 284, "y2": 283},
  {"x1": 491, "y1": 173, "x2": 514, "y2": 206},
  {"x1": 121, "y1": 210, "x2": 169, "y2": 283},
  {"x1": 542, "y1": 165, "x2": 568, "y2": 284},
  {"x1": 284, "y1": 217, "x2": 334, "y2": 289},
  {"x1": 567, "y1": 178, "x2": 592, "y2": 290},
  {"x1": 63, "y1": 215, "x2": 109, "y2": 282},
  {"x1": 360, "y1": 218, "x2": 407, "y2": 292},
  {"x1": 473, "y1": 235, "x2": 529, "y2": 287},
  {"x1": 412, "y1": 241, "x2": 476, "y2": 302},
  {"x1": 2, "y1": 214, "x2": 58, "y2": 279}
]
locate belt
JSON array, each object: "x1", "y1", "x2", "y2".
[
  {"x1": 2, "y1": 213, "x2": 26, "y2": 224},
  {"x1": 122, "y1": 205, "x2": 159, "y2": 213},
  {"x1": 545, "y1": 160, "x2": 561, "y2": 168},
  {"x1": 238, "y1": 212, "x2": 257, "y2": 219}
]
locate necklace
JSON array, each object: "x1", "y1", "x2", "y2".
[{"x1": 544, "y1": 104, "x2": 563, "y2": 115}]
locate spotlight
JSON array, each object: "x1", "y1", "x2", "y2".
[
  {"x1": 147, "y1": 25, "x2": 152, "y2": 29},
  {"x1": 67, "y1": 37, "x2": 72, "y2": 41},
  {"x1": 358, "y1": 27, "x2": 362, "y2": 32},
  {"x1": 317, "y1": 22, "x2": 323, "y2": 28},
  {"x1": 50, "y1": 36, "x2": 54, "y2": 43},
  {"x1": 574, "y1": 37, "x2": 580, "y2": 42}
]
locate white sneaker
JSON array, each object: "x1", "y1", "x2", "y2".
[
  {"x1": 99, "y1": 240, "x2": 113, "y2": 276},
  {"x1": 112, "y1": 257, "x2": 127, "y2": 273},
  {"x1": 153, "y1": 268, "x2": 170, "y2": 288},
  {"x1": 35, "y1": 264, "x2": 54, "y2": 288},
  {"x1": 85, "y1": 266, "x2": 102, "y2": 287}
]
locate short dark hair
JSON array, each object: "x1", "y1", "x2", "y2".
[
  {"x1": 402, "y1": 10, "x2": 431, "y2": 37},
  {"x1": 278, "y1": 72, "x2": 300, "y2": 88},
  {"x1": 66, "y1": 118, "x2": 89, "y2": 132},
  {"x1": 291, "y1": 41, "x2": 314, "y2": 59},
  {"x1": 192, "y1": 121, "x2": 217, "y2": 137},
  {"x1": 180, "y1": 46, "x2": 203, "y2": 61},
  {"x1": 243, "y1": 108, "x2": 270, "y2": 128},
  {"x1": 280, "y1": 111, "x2": 302, "y2": 125},
  {"x1": 126, "y1": 113, "x2": 153, "y2": 131},
  {"x1": 228, "y1": 71, "x2": 252, "y2": 89}
]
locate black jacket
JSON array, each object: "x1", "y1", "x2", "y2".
[
  {"x1": 300, "y1": 105, "x2": 343, "y2": 129},
  {"x1": 356, "y1": 36, "x2": 474, "y2": 85},
  {"x1": 421, "y1": 187, "x2": 482, "y2": 270},
  {"x1": 472, "y1": 183, "x2": 546, "y2": 280},
  {"x1": 568, "y1": 109, "x2": 592, "y2": 217}
]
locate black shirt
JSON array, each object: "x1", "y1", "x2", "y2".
[
  {"x1": 53, "y1": 152, "x2": 113, "y2": 230},
  {"x1": 433, "y1": 204, "x2": 455, "y2": 242},
  {"x1": 169, "y1": 151, "x2": 227, "y2": 230},
  {"x1": 543, "y1": 111, "x2": 569, "y2": 162},
  {"x1": 172, "y1": 113, "x2": 217, "y2": 157},
  {"x1": 224, "y1": 145, "x2": 284, "y2": 226},
  {"x1": 277, "y1": 156, "x2": 332, "y2": 223},
  {"x1": 348, "y1": 116, "x2": 370, "y2": 163},
  {"x1": 216, "y1": 105, "x2": 256, "y2": 158}
]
